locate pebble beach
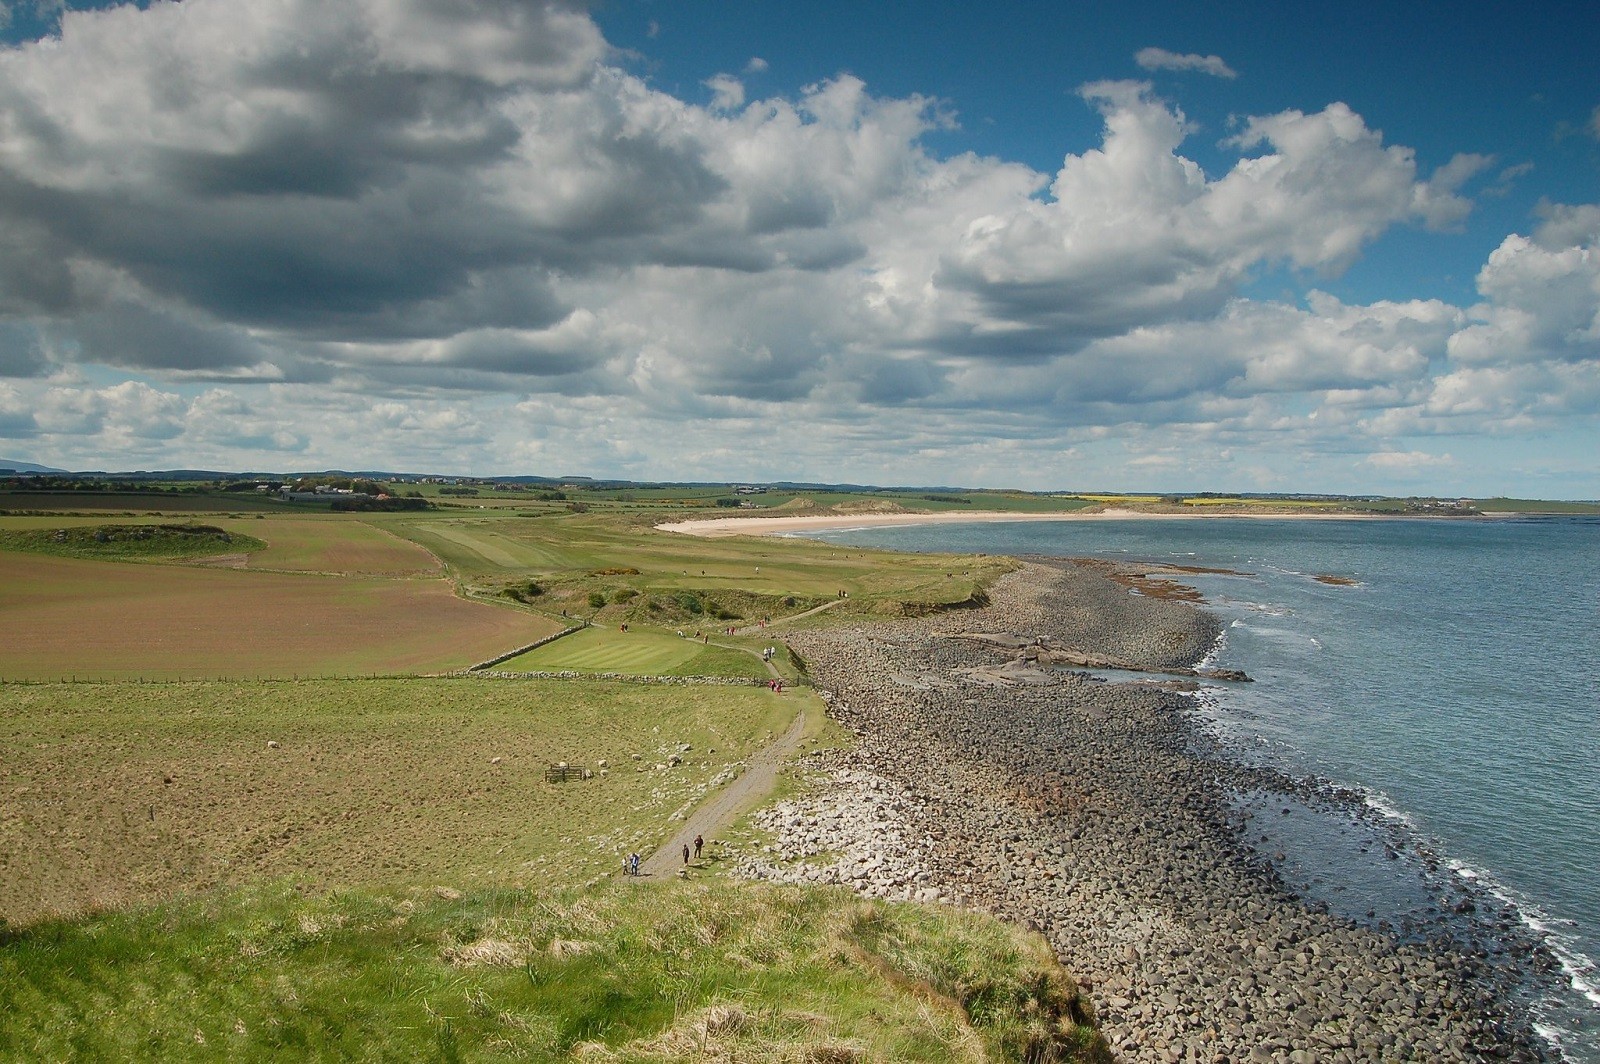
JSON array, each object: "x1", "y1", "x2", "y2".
[{"x1": 736, "y1": 560, "x2": 1557, "y2": 1063}]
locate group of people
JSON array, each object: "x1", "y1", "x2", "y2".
[{"x1": 623, "y1": 834, "x2": 705, "y2": 877}]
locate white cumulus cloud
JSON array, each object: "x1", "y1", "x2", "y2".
[{"x1": 0, "y1": 0, "x2": 1592, "y2": 494}]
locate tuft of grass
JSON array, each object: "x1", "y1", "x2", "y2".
[{"x1": 0, "y1": 880, "x2": 1109, "y2": 1062}]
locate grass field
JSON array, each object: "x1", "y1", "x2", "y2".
[
  {"x1": 0, "y1": 677, "x2": 801, "y2": 924},
  {"x1": 1464, "y1": 497, "x2": 1600, "y2": 514},
  {"x1": 0, "y1": 553, "x2": 561, "y2": 680},
  {"x1": 0, "y1": 880, "x2": 1107, "y2": 1062},
  {"x1": 0, "y1": 521, "x2": 267, "y2": 561},
  {"x1": 0, "y1": 513, "x2": 440, "y2": 575},
  {"x1": 498, "y1": 627, "x2": 771, "y2": 678},
  {"x1": 215, "y1": 516, "x2": 441, "y2": 575},
  {"x1": 381, "y1": 511, "x2": 1012, "y2": 622},
  {"x1": 0, "y1": 490, "x2": 289, "y2": 512},
  {"x1": 1178, "y1": 497, "x2": 1343, "y2": 509},
  {"x1": 0, "y1": 494, "x2": 1118, "y2": 1059}
]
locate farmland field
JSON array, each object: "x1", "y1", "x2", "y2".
[
  {"x1": 0, "y1": 552, "x2": 561, "y2": 680},
  {"x1": 0, "y1": 513, "x2": 440, "y2": 575},
  {"x1": 0, "y1": 490, "x2": 287, "y2": 512},
  {"x1": 0, "y1": 678, "x2": 802, "y2": 924},
  {"x1": 498, "y1": 626, "x2": 770, "y2": 678},
  {"x1": 217, "y1": 516, "x2": 441, "y2": 575}
]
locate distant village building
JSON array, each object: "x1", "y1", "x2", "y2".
[{"x1": 280, "y1": 486, "x2": 375, "y2": 503}]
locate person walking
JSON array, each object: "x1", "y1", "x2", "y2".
[
  {"x1": 694, "y1": 834, "x2": 704, "y2": 859},
  {"x1": 682, "y1": 843, "x2": 691, "y2": 865}
]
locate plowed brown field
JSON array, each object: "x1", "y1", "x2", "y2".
[
  {"x1": 0, "y1": 553, "x2": 561, "y2": 679},
  {"x1": 222, "y1": 517, "x2": 442, "y2": 575}
]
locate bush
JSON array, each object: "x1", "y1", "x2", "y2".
[
  {"x1": 587, "y1": 591, "x2": 607, "y2": 609},
  {"x1": 501, "y1": 581, "x2": 544, "y2": 603},
  {"x1": 612, "y1": 588, "x2": 638, "y2": 604},
  {"x1": 674, "y1": 592, "x2": 704, "y2": 615}
]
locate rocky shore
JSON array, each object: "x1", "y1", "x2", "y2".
[{"x1": 735, "y1": 560, "x2": 1555, "y2": 1063}]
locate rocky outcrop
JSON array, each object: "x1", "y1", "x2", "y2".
[{"x1": 943, "y1": 631, "x2": 1251, "y2": 682}]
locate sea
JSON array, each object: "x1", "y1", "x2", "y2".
[{"x1": 798, "y1": 515, "x2": 1600, "y2": 1061}]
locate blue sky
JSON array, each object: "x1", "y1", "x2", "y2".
[
  {"x1": 0, "y1": 0, "x2": 1596, "y2": 496},
  {"x1": 599, "y1": 0, "x2": 1597, "y2": 302}
]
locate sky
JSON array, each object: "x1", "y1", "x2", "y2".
[{"x1": 0, "y1": 0, "x2": 1596, "y2": 495}]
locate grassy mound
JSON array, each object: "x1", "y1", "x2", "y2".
[
  {"x1": 0, "y1": 880, "x2": 1108, "y2": 1062},
  {"x1": 0, "y1": 522, "x2": 265, "y2": 561}
]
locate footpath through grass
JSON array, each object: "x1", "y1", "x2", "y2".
[{"x1": 0, "y1": 880, "x2": 1109, "y2": 1063}]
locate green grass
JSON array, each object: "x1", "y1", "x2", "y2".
[
  {"x1": 1470, "y1": 497, "x2": 1600, "y2": 514},
  {"x1": 499, "y1": 628, "x2": 769, "y2": 679},
  {"x1": 0, "y1": 678, "x2": 801, "y2": 922},
  {"x1": 0, "y1": 498, "x2": 1118, "y2": 1061},
  {"x1": 0, "y1": 522, "x2": 266, "y2": 561},
  {"x1": 0, "y1": 880, "x2": 1109, "y2": 1062},
  {"x1": 377, "y1": 510, "x2": 1012, "y2": 625},
  {"x1": 0, "y1": 490, "x2": 291, "y2": 513}
]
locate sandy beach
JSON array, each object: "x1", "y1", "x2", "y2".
[
  {"x1": 731, "y1": 561, "x2": 1553, "y2": 1062},
  {"x1": 658, "y1": 508, "x2": 1391, "y2": 538}
]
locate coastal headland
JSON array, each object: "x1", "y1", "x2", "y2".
[{"x1": 730, "y1": 559, "x2": 1555, "y2": 1061}]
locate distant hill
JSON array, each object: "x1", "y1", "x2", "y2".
[{"x1": 0, "y1": 459, "x2": 68, "y2": 473}]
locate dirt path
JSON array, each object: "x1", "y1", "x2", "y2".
[
  {"x1": 735, "y1": 598, "x2": 842, "y2": 635},
  {"x1": 637, "y1": 704, "x2": 810, "y2": 878}
]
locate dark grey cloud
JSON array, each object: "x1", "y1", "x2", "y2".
[
  {"x1": 0, "y1": 321, "x2": 48, "y2": 377},
  {"x1": 65, "y1": 301, "x2": 275, "y2": 374}
]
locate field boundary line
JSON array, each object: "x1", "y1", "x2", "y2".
[
  {"x1": 473, "y1": 669, "x2": 771, "y2": 686},
  {"x1": 467, "y1": 624, "x2": 588, "y2": 671}
]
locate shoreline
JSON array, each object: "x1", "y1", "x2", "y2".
[
  {"x1": 736, "y1": 560, "x2": 1555, "y2": 1061},
  {"x1": 658, "y1": 507, "x2": 1482, "y2": 538}
]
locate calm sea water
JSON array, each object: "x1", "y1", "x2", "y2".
[{"x1": 803, "y1": 516, "x2": 1600, "y2": 1060}]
